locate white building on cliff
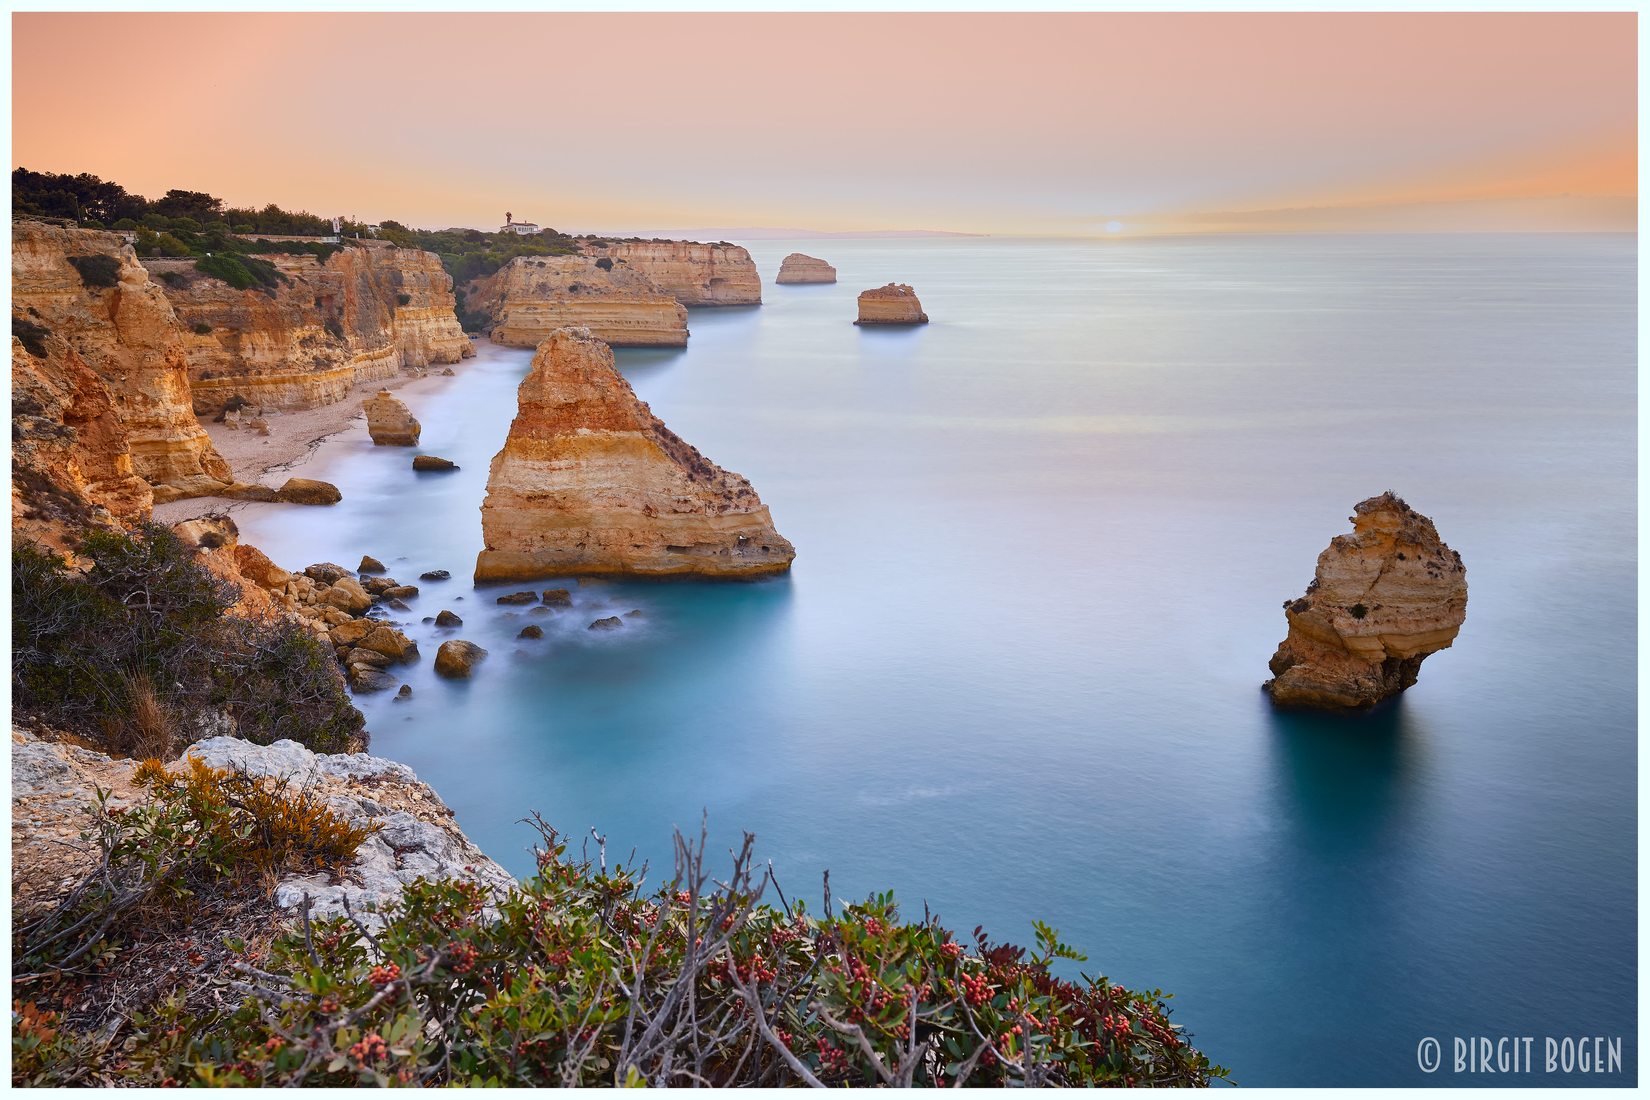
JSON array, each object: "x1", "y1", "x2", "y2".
[{"x1": 500, "y1": 211, "x2": 540, "y2": 235}]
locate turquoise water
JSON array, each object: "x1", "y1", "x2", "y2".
[{"x1": 232, "y1": 235, "x2": 1636, "y2": 1085}]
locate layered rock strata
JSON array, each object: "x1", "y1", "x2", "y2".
[
  {"x1": 581, "y1": 240, "x2": 762, "y2": 305},
  {"x1": 11, "y1": 325, "x2": 151, "y2": 553},
  {"x1": 151, "y1": 243, "x2": 472, "y2": 414},
  {"x1": 364, "y1": 390, "x2": 421, "y2": 445},
  {"x1": 1264, "y1": 493, "x2": 1468, "y2": 709},
  {"x1": 855, "y1": 283, "x2": 928, "y2": 325},
  {"x1": 475, "y1": 328, "x2": 794, "y2": 580},
  {"x1": 467, "y1": 256, "x2": 688, "y2": 348},
  {"x1": 12, "y1": 222, "x2": 234, "y2": 503},
  {"x1": 775, "y1": 253, "x2": 837, "y2": 284}
]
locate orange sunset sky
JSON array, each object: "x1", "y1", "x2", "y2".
[{"x1": 11, "y1": 12, "x2": 1637, "y2": 237}]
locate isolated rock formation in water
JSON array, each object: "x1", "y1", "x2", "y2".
[
  {"x1": 475, "y1": 327, "x2": 794, "y2": 581},
  {"x1": 364, "y1": 389, "x2": 420, "y2": 445},
  {"x1": 775, "y1": 253, "x2": 837, "y2": 284},
  {"x1": 468, "y1": 256, "x2": 688, "y2": 348},
  {"x1": 1264, "y1": 492, "x2": 1467, "y2": 709},
  {"x1": 580, "y1": 240, "x2": 762, "y2": 306},
  {"x1": 855, "y1": 283, "x2": 928, "y2": 325}
]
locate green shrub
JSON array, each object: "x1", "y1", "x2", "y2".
[
  {"x1": 158, "y1": 270, "x2": 189, "y2": 289},
  {"x1": 1348, "y1": 603, "x2": 1368, "y2": 620},
  {"x1": 396, "y1": 292, "x2": 411, "y2": 306},
  {"x1": 14, "y1": 758, "x2": 373, "y2": 976},
  {"x1": 12, "y1": 316, "x2": 52, "y2": 357},
  {"x1": 194, "y1": 253, "x2": 286, "y2": 293},
  {"x1": 594, "y1": 256, "x2": 613, "y2": 271},
  {"x1": 66, "y1": 253, "x2": 122, "y2": 289},
  {"x1": 12, "y1": 526, "x2": 364, "y2": 755},
  {"x1": 86, "y1": 813, "x2": 1224, "y2": 1087},
  {"x1": 192, "y1": 321, "x2": 213, "y2": 335}
]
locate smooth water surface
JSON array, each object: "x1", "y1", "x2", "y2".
[{"x1": 233, "y1": 235, "x2": 1636, "y2": 1085}]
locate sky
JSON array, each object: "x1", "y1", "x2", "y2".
[{"x1": 11, "y1": 12, "x2": 1637, "y2": 237}]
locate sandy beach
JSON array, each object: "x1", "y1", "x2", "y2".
[{"x1": 153, "y1": 340, "x2": 491, "y2": 526}]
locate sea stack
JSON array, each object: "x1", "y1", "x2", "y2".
[
  {"x1": 1264, "y1": 493, "x2": 1467, "y2": 709},
  {"x1": 474, "y1": 328, "x2": 794, "y2": 581},
  {"x1": 776, "y1": 253, "x2": 837, "y2": 284},
  {"x1": 855, "y1": 283, "x2": 928, "y2": 325},
  {"x1": 364, "y1": 390, "x2": 420, "y2": 446}
]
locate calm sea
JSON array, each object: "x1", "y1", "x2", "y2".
[{"x1": 232, "y1": 234, "x2": 1636, "y2": 1085}]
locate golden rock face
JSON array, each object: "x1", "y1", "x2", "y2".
[
  {"x1": 468, "y1": 256, "x2": 688, "y2": 348},
  {"x1": 1264, "y1": 492, "x2": 1468, "y2": 709},
  {"x1": 363, "y1": 390, "x2": 421, "y2": 446},
  {"x1": 775, "y1": 253, "x2": 837, "y2": 284},
  {"x1": 581, "y1": 240, "x2": 763, "y2": 306},
  {"x1": 154, "y1": 243, "x2": 473, "y2": 414},
  {"x1": 855, "y1": 283, "x2": 928, "y2": 325},
  {"x1": 11, "y1": 222, "x2": 232, "y2": 511},
  {"x1": 475, "y1": 328, "x2": 794, "y2": 581}
]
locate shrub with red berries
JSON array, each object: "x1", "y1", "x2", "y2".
[{"x1": 63, "y1": 816, "x2": 1226, "y2": 1086}]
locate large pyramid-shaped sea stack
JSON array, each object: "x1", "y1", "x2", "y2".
[{"x1": 475, "y1": 328, "x2": 794, "y2": 580}]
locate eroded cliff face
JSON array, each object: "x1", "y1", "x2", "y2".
[
  {"x1": 152, "y1": 243, "x2": 472, "y2": 414},
  {"x1": 581, "y1": 240, "x2": 762, "y2": 306},
  {"x1": 776, "y1": 253, "x2": 837, "y2": 284},
  {"x1": 11, "y1": 330, "x2": 151, "y2": 554},
  {"x1": 1264, "y1": 493, "x2": 1468, "y2": 709},
  {"x1": 855, "y1": 283, "x2": 928, "y2": 325},
  {"x1": 468, "y1": 256, "x2": 688, "y2": 348},
  {"x1": 11, "y1": 223, "x2": 233, "y2": 505},
  {"x1": 475, "y1": 328, "x2": 794, "y2": 580}
]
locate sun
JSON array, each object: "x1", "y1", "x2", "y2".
[{"x1": 1104, "y1": 221, "x2": 1125, "y2": 234}]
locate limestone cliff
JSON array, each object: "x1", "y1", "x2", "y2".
[
  {"x1": 475, "y1": 328, "x2": 794, "y2": 580},
  {"x1": 468, "y1": 256, "x2": 688, "y2": 348},
  {"x1": 855, "y1": 283, "x2": 928, "y2": 325},
  {"x1": 12, "y1": 729, "x2": 514, "y2": 932},
  {"x1": 11, "y1": 329, "x2": 151, "y2": 553},
  {"x1": 1265, "y1": 493, "x2": 1468, "y2": 709},
  {"x1": 152, "y1": 242, "x2": 472, "y2": 414},
  {"x1": 12, "y1": 222, "x2": 233, "y2": 503},
  {"x1": 776, "y1": 253, "x2": 837, "y2": 284},
  {"x1": 581, "y1": 240, "x2": 762, "y2": 306}
]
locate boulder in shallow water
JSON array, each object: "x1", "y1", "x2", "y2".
[
  {"x1": 542, "y1": 588, "x2": 573, "y2": 607},
  {"x1": 518, "y1": 624, "x2": 544, "y2": 639},
  {"x1": 358, "y1": 624, "x2": 419, "y2": 664},
  {"x1": 395, "y1": 684, "x2": 413, "y2": 700},
  {"x1": 275, "y1": 478, "x2": 342, "y2": 505},
  {"x1": 421, "y1": 569, "x2": 451, "y2": 581},
  {"x1": 1264, "y1": 492, "x2": 1467, "y2": 709},
  {"x1": 588, "y1": 616, "x2": 623, "y2": 631},
  {"x1": 497, "y1": 591, "x2": 537, "y2": 605},
  {"x1": 359, "y1": 555, "x2": 386, "y2": 574},
  {"x1": 325, "y1": 577, "x2": 374, "y2": 614},
  {"x1": 434, "y1": 639, "x2": 487, "y2": 678},
  {"x1": 383, "y1": 585, "x2": 419, "y2": 600},
  {"x1": 434, "y1": 609, "x2": 463, "y2": 628},
  {"x1": 412, "y1": 455, "x2": 458, "y2": 471},
  {"x1": 364, "y1": 390, "x2": 420, "y2": 446}
]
